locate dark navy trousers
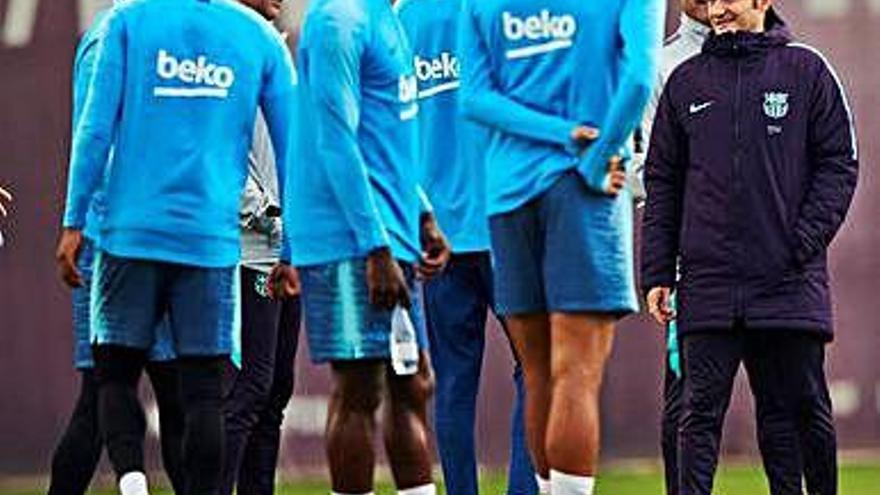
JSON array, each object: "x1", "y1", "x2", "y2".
[
  {"x1": 424, "y1": 253, "x2": 537, "y2": 495},
  {"x1": 222, "y1": 267, "x2": 302, "y2": 495},
  {"x1": 679, "y1": 327, "x2": 836, "y2": 495}
]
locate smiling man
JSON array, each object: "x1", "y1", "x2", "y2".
[{"x1": 642, "y1": 1, "x2": 859, "y2": 494}]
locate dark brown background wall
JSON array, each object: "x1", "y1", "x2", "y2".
[{"x1": 0, "y1": 0, "x2": 878, "y2": 476}]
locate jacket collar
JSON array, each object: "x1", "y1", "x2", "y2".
[{"x1": 703, "y1": 7, "x2": 793, "y2": 57}]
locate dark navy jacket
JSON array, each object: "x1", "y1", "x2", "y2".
[{"x1": 641, "y1": 16, "x2": 859, "y2": 339}]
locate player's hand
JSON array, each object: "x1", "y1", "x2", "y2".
[
  {"x1": 268, "y1": 263, "x2": 301, "y2": 299},
  {"x1": 646, "y1": 286, "x2": 675, "y2": 326},
  {"x1": 0, "y1": 185, "x2": 11, "y2": 217},
  {"x1": 366, "y1": 247, "x2": 411, "y2": 311},
  {"x1": 602, "y1": 155, "x2": 627, "y2": 197},
  {"x1": 417, "y1": 212, "x2": 451, "y2": 280},
  {"x1": 570, "y1": 125, "x2": 600, "y2": 152},
  {"x1": 56, "y1": 228, "x2": 84, "y2": 288}
]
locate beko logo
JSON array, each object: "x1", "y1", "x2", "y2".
[
  {"x1": 501, "y1": 10, "x2": 577, "y2": 60},
  {"x1": 154, "y1": 50, "x2": 236, "y2": 98},
  {"x1": 414, "y1": 52, "x2": 460, "y2": 100}
]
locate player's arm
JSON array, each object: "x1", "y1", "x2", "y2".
[
  {"x1": 415, "y1": 185, "x2": 450, "y2": 279},
  {"x1": 641, "y1": 84, "x2": 686, "y2": 326},
  {"x1": 576, "y1": 0, "x2": 664, "y2": 194},
  {"x1": 58, "y1": 10, "x2": 125, "y2": 287},
  {"x1": 790, "y1": 58, "x2": 859, "y2": 267},
  {"x1": 457, "y1": 0, "x2": 588, "y2": 151},
  {"x1": 63, "y1": 10, "x2": 124, "y2": 231}
]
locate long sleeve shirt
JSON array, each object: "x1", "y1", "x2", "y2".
[
  {"x1": 63, "y1": 0, "x2": 298, "y2": 268},
  {"x1": 458, "y1": 0, "x2": 664, "y2": 215},
  {"x1": 285, "y1": 0, "x2": 421, "y2": 266},
  {"x1": 397, "y1": 0, "x2": 490, "y2": 253}
]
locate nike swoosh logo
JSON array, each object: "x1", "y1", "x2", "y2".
[{"x1": 689, "y1": 101, "x2": 714, "y2": 114}]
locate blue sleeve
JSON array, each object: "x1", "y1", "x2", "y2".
[
  {"x1": 259, "y1": 34, "x2": 299, "y2": 263},
  {"x1": 63, "y1": 10, "x2": 125, "y2": 229},
  {"x1": 457, "y1": 1, "x2": 580, "y2": 148},
  {"x1": 298, "y1": 14, "x2": 391, "y2": 256},
  {"x1": 576, "y1": 0, "x2": 664, "y2": 192}
]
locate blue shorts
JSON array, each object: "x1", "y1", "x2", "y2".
[
  {"x1": 72, "y1": 239, "x2": 176, "y2": 369},
  {"x1": 489, "y1": 171, "x2": 639, "y2": 317},
  {"x1": 299, "y1": 258, "x2": 428, "y2": 364},
  {"x1": 90, "y1": 249, "x2": 236, "y2": 357}
]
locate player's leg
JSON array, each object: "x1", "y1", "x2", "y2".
[
  {"x1": 661, "y1": 344, "x2": 685, "y2": 495},
  {"x1": 744, "y1": 331, "x2": 837, "y2": 495},
  {"x1": 544, "y1": 313, "x2": 614, "y2": 486},
  {"x1": 47, "y1": 370, "x2": 103, "y2": 495},
  {"x1": 327, "y1": 360, "x2": 386, "y2": 494},
  {"x1": 168, "y1": 263, "x2": 237, "y2": 495},
  {"x1": 299, "y1": 258, "x2": 416, "y2": 494},
  {"x1": 678, "y1": 331, "x2": 743, "y2": 495},
  {"x1": 422, "y1": 253, "x2": 487, "y2": 495},
  {"x1": 221, "y1": 267, "x2": 281, "y2": 495},
  {"x1": 489, "y1": 194, "x2": 550, "y2": 486},
  {"x1": 91, "y1": 250, "x2": 164, "y2": 495},
  {"x1": 538, "y1": 171, "x2": 638, "y2": 494},
  {"x1": 383, "y1": 350, "x2": 435, "y2": 493},
  {"x1": 144, "y1": 351, "x2": 185, "y2": 494},
  {"x1": 48, "y1": 238, "x2": 103, "y2": 495},
  {"x1": 506, "y1": 314, "x2": 552, "y2": 481},
  {"x1": 238, "y1": 295, "x2": 302, "y2": 495},
  {"x1": 481, "y1": 251, "x2": 538, "y2": 495}
]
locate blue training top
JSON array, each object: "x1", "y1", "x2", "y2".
[
  {"x1": 397, "y1": 0, "x2": 491, "y2": 253},
  {"x1": 63, "y1": 0, "x2": 298, "y2": 268},
  {"x1": 459, "y1": 0, "x2": 664, "y2": 215},
  {"x1": 285, "y1": 0, "x2": 422, "y2": 266}
]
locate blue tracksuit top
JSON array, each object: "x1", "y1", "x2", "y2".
[
  {"x1": 72, "y1": 9, "x2": 111, "y2": 243},
  {"x1": 63, "y1": 0, "x2": 298, "y2": 268},
  {"x1": 287, "y1": 0, "x2": 421, "y2": 266},
  {"x1": 397, "y1": 0, "x2": 490, "y2": 253},
  {"x1": 459, "y1": 0, "x2": 664, "y2": 215}
]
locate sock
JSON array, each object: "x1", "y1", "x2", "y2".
[
  {"x1": 398, "y1": 484, "x2": 436, "y2": 495},
  {"x1": 536, "y1": 474, "x2": 551, "y2": 494},
  {"x1": 119, "y1": 471, "x2": 149, "y2": 495},
  {"x1": 331, "y1": 492, "x2": 374, "y2": 495},
  {"x1": 550, "y1": 469, "x2": 595, "y2": 495}
]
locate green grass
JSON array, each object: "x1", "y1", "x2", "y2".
[{"x1": 5, "y1": 463, "x2": 880, "y2": 494}]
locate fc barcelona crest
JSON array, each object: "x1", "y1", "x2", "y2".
[{"x1": 763, "y1": 92, "x2": 789, "y2": 119}]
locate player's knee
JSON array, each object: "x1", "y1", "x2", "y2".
[
  {"x1": 332, "y1": 364, "x2": 385, "y2": 415},
  {"x1": 178, "y1": 356, "x2": 225, "y2": 408}
]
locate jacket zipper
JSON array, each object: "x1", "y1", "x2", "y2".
[{"x1": 732, "y1": 54, "x2": 745, "y2": 318}]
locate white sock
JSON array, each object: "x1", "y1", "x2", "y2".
[
  {"x1": 118, "y1": 472, "x2": 149, "y2": 495},
  {"x1": 550, "y1": 469, "x2": 595, "y2": 495},
  {"x1": 397, "y1": 483, "x2": 437, "y2": 495},
  {"x1": 331, "y1": 492, "x2": 374, "y2": 495},
  {"x1": 536, "y1": 474, "x2": 551, "y2": 494}
]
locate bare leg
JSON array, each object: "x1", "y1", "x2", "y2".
[
  {"x1": 326, "y1": 360, "x2": 385, "y2": 494},
  {"x1": 383, "y1": 351, "x2": 435, "y2": 490},
  {"x1": 546, "y1": 313, "x2": 615, "y2": 476},
  {"x1": 506, "y1": 313, "x2": 552, "y2": 478}
]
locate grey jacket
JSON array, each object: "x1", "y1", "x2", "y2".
[{"x1": 240, "y1": 110, "x2": 282, "y2": 272}]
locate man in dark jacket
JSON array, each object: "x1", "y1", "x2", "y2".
[{"x1": 641, "y1": 0, "x2": 858, "y2": 494}]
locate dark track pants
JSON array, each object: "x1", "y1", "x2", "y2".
[
  {"x1": 679, "y1": 328, "x2": 836, "y2": 495},
  {"x1": 222, "y1": 267, "x2": 302, "y2": 495},
  {"x1": 423, "y1": 252, "x2": 536, "y2": 495},
  {"x1": 47, "y1": 363, "x2": 185, "y2": 495}
]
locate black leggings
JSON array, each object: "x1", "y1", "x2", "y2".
[{"x1": 47, "y1": 360, "x2": 186, "y2": 494}]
